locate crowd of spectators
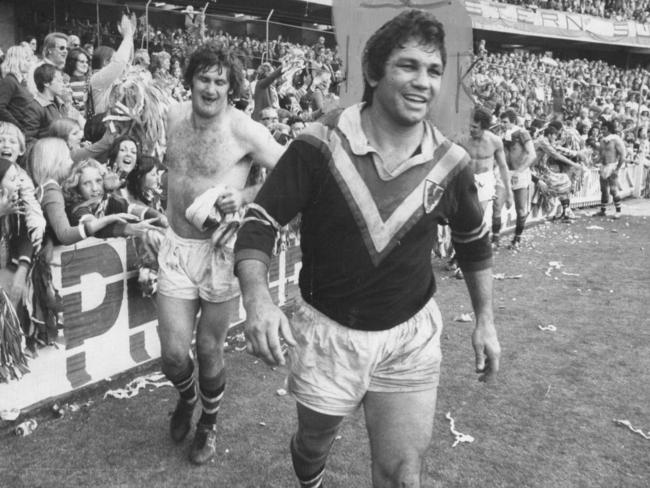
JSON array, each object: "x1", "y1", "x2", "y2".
[
  {"x1": 471, "y1": 45, "x2": 650, "y2": 169},
  {"x1": 0, "y1": 9, "x2": 344, "y2": 378},
  {"x1": 1, "y1": 7, "x2": 650, "y2": 379},
  {"x1": 494, "y1": 0, "x2": 650, "y2": 23}
]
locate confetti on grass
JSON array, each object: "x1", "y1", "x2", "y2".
[
  {"x1": 538, "y1": 324, "x2": 557, "y2": 332},
  {"x1": 613, "y1": 419, "x2": 650, "y2": 440},
  {"x1": 445, "y1": 412, "x2": 474, "y2": 447},
  {"x1": 104, "y1": 372, "x2": 172, "y2": 399}
]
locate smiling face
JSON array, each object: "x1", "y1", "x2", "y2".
[
  {"x1": 74, "y1": 53, "x2": 89, "y2": 77},
  {"x1": 48, "y1": 38, "x2": 68, "y2": 68},
  {"x1": 0, "y1": 133, "x2": 23, "y2": 163},
  {"x1": 77, "y1": 166, "x2": 105, "y2": 201},
  {"x1": 367, "y1": 39, "x2": 443, "y2": 128},
  {"x1": 114, "y1": 140, "x2": 138, "y2": 174},
  {"x1": 191, "y1": 65, "x2": 231, "y2": 119}
]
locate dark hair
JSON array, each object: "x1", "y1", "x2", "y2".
[
  {"x1": 108, "y1": 135, "x2": 140, "y2": 170},
  {"x1": 543, "y1": 125, "x2": 559, "y2": 137},
  {"x1": 548, "y1": 120, "x2": 563, "y2": 131},
  {"x1": 362, "y1": 9, "x2": 446, "y2": 105},
  {"x1": 92, "y1": 46, "x2": 114, "y2": 70},
  {"x1": 126, "y1": 154, "x2": 159, "y2": 203},
  {"x1": 501, "y1": 109, "x2": 518, "y2": 124},
  {"x1": 63, "y1": 47, "x2": 91, "y2": 78},
  {"x1": 34, "y1": 63, "x2": 58, "y2": 92},
  {"x1": 604, "y1": 119, "x2": 618, "y2": 133},
  {"x1": 184, "y1": 42, "x2": 244, "y2": 102},
  {"x1": 473, "y1": 106, "x2": 492, "y2": 130}
]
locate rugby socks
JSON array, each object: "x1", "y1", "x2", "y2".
[
  {"x1": 198, "y1": 369, "x2": 226, "y2": 425},
  {"x1": 514, "y1": 212, "x2": 528, "y2": 240},
  {"x1": 291, "y1": 432, "x2": 333, "y2": 488},
  {"x1": 560, "y1": 198, "x2": 570, "y2": 217},
  {"x1": 613, "y1": 195, "x2": 622, "y2": 214},
  {"x1": 297, "y1": 466, "x2": 325, "y2": 488},
  {"x1": 166, "y1": 359, "x2": 198, "y2": 405}
]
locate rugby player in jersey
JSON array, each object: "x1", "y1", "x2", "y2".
[{"x1": 235, "y1": 10, "x2": 500, "y2": 488}]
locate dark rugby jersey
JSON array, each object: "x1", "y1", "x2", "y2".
[{"x1": 235, "y1": 105, "x2": 492, "y2": 331}]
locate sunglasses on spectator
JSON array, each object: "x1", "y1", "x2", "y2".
[{"x1": 55, "y1": 46, "x2": 68, "y2": 51}]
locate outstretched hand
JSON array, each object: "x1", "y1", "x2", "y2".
[
  {"x1": 472, "y1": 321, "x2": 501, "y2": 383},
  {"x1": 244, "y1": 300, "x2": 296, "y2": 366}
]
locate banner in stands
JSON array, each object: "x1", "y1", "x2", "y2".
[
  {"x1": 466, "y1": 0, "x2": 650, "y2": 47},
  {"x1": 0, "y1": 239, "x2": 302, "y2": 413}
]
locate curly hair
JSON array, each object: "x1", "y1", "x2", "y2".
[
  {"x1": 362, "y1": 9, "x2": 446, "y2": 105},
  {"x1": 62, "y1": 158, "x2": 106, "y2": 206},
  {"x1": 184, "y1": 42, "x2": 244, "y2": 102}
]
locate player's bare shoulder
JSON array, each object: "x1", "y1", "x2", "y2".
[{"x1": 230, "y1": 107, "x2": 286, "y2": 169}]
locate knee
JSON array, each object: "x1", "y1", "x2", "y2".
[
  {"x1": 195, "y1": 338, "x2": 224, "y2": 363},
  {"x1": 373, "y1": 456, "x2": 422, "y2": 488},
  {"x1": 160, "y1": 349, "x2": 191, "y2": 376}
]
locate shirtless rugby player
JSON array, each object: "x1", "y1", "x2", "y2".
[
  {"x1": 594, "y1": 120, "x2": 626, "y2": 219},
  {"x1": 493, "y1": 109, "x2": 536, "y2": 248},
  {"x1": 158, "y1": 43, "x2": 285, "y2": 465},
  {"x1": 461, "y1": 107, "x2": 513, "y2": 215}
]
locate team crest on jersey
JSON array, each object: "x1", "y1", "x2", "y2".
[{"x1": 423, "y1": 179, "x2": 444, "y2": 214}]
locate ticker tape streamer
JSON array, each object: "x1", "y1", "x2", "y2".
[
  {"x1": 613, "y1": 419, "x2": 650, "y2": 440},
  {"x1": 104, "y1": 372, "x2": 172, "y2": 400},
  {"x1": 538, "y1": 324, "x2": 557, "y2": 332},
  {"x1": 445, "y1": 412, "x2": 474, "y2": 447}
]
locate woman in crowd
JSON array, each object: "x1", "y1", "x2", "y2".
[
  {"x1": 125, "y1": 155, "x2": 165, "y2": 213},
  {"x1": 106, "y1": 135, "x2": 140, "y2": 193},
  {"x1": 0, "y1": 45, "x2": 36, "y2": 136},
  {"x1": 63, "y1": 47, "x2": 92, "y2": 114}
]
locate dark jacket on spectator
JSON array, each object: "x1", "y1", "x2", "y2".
[{"x1": 0, "y1": 74, "x2": 36, "y2": 133}]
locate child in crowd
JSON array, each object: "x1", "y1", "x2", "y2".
[
  {"x1": 65, "y1": 158, "x2": 166, "y2": 297},
  {"x1": 0, "y1": 122, "x2": 46, "y2": 253},
  {"x1": 64, "y1": 158, "x2": 165, "y2": 234}
]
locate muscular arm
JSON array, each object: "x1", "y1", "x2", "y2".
[
  {"x1": 463, "y1": 267, "x2": 500, "y2": 382},
  {"x1": 245, "y1": 117, "x2": 287, "y2": 170},
  {"x1": 494, "y1": 138, "x2": 512, "y2": 205}
]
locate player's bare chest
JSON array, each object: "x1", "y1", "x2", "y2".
[{"x1": 166, "y1": 127, "x2": 244, "y2": 175}]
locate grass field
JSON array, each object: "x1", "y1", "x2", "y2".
[{"x1": 1, "y1": 209, "x2": 649, "y2": 487}]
